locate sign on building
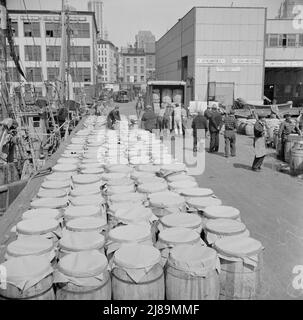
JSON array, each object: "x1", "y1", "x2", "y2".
[{"x1": 196, "y1": 58, "x2": 226, "y2": 65}]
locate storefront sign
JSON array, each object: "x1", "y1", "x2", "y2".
[
  {"x1": 216, "y1": 67, "x2": 241, "y2": 72},
  {"x1": 232, "y1": 58, "x2": 261, "y2": 64},
  {"x1": 196, "y1": 58, "x2": 226, "y2": 65},
  {"x1": 265, "y1": 61, "x2": 303, "y2": 67}
]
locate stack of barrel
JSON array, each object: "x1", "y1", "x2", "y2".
[{"x1": 0, "y1": 115, "x2": 264, "y2": 301}]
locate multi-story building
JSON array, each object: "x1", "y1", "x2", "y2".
[
  {"x1": 121, "y1": 46, "x2": 146, "y2": 90},
  {"x1": 96, "y1": 39, "x2": 118, "y2": 84},
  {"x1": 7, "y1": 9, "x2": 98, "y2": 98},
  {"x1": 88, "y1": 0, "x2": 103, "y2": 39}
]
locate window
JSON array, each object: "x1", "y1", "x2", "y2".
[
  {"x1": 268, "y1": 34, "x2": 280, "y2": 47},
  {"x1": 11, "y1": 21, "x2": 18, "y2": 37},
  {"x1": 70, "y1": 23, "x2": 90, "y2": 38},
  {"x1": 7, "y1": 67, "x2": 19, "y2": 82},
  {"x1": 299, "y1": 34, "x2": 303, "y2": 47},
  {"x1": 134, "y1": 76, "x2": 137, "y2": 83},
  {"x1": 134, "y1": 58, "x2": 137, "y2": 64},
  {"x1": 25, "y1": 45, "x2": 41, "y2": 61},
  {"x1": 126, "y1": 58, "x2": 130, "y2": 64},
  {"x1": 32, "y1": 116, "x2": 41, "y2": 128},
  {"x1": 126, "y1": 75, "x2": 130, "y2": 82},
  {"x1": 140, "y1": 58, "x2": 144, "y2": 64},
  {"x1": 47, "y1": 67, "x2": 59, "y2": 81},
  {"x1": 141, "y1": 76, "x2": 145, "y2": 82},
  {"x1": 6, "y1": 45, "x2": 19, "y2": 60},
  {"x1": 45, "y1": 22, "x2": 61, "y2": 37},
  {"x1": 70, "y1": 68, "x2": 91, "y2": 82},
  {"x1": 126, "y1": 66, "x2": 130, "y2": 73},
  {"x1": 46, "y1": 46, "x2": 61, "y2": 61},
  {"x1": 282, "y1": 34, "x2": 287, "y2": 47},
  {"x1": 134, "y1": 66, "x2": 137, "y2": 73},
  {"x1": 24, "y1": 22, "x2": 40, "y2": 37},
  {"x1": 70, "y1": 46, "x2": 90, "y2": 62},
  {"x1": 287, "y1": 34, "x2": 296, "y2": 47},
  {"x1": 140, "y1": 66, "x2": 144, "y2": 74},
  {"x1": 26, "y1": 67, "x2": 42, "y2": 82}
]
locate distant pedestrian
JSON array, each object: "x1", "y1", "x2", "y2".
[
  {"x1": 251, "y1": 114, "x2": 267, "y2": 171},
  {"x1": 157, "y1": 106, "x2": 165, "y2": 132},
  {"x1": 136, "y1": 97, "x2": 144, "y2": 120},
  {"x1": 208, "y1": 105, "x2": 223, "y2": 153},
  {"x1": 107, "y1": 105, "x2": 121, "y2": 130},
  {"x1": 192, "y1": 110, "x2": 208, "y2": 152},
  {"x1": 163, "y1": 104, "x2": 173, "y2": 134},
  {"x1": 141, "y1": 105, "x2": 157, "y2": 133},
  {"x1": 181, "y1": 105, "x2": 188, "y2": 137},
  {"x1": 224, "y1": 109, "x2": 237, "y2": 157},
  {"x1": 173, "y1": 103, "x2": 182, "y2": 135}
]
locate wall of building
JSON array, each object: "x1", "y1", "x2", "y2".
[
  {"x1": 122, "y1": 53, "x2": 146, "y2": 85},
  {"x1": 97, "y1": 41, "x2": 118, "y2": 84}
]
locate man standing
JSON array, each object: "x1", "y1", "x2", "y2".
[
  {"x1": 136, "y1": 96, "x2": 144, "y2": 120},
  {"x1": 224, "y1": 109, "x2": 237, "y2": 157},
  {"x1": 278, "y1": 113, "x2": 301, "y2": 161},
  {"x1": 208, "y1": 105, "x2": 223, "y2": 153},
  {"x1": 107, "y1": 105, "x2": 121, "y2": 130},
  {"x1": 141, "y1": 105, "x2": 157, "y2": 133},
  {"x1": 252, "y1": 114, "x2": 267, "y2": 171},
  {"x1": 192, "y1": 110, "x2": 208, "y2": 153},
  {"x1": 173, "y1": 103, "x2": 182, "y2": 136}
]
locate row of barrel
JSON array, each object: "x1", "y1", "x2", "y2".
[{"x1": 0, "y1": 115, "x2": 264, "y2": 300}]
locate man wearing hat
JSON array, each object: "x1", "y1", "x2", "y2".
[
  {"x1": 223, "y1": 109, "x2": 237, "y2": 157},
  {"x1": 252, "y1": 113, "x2": 267, "y2": 171},
  {"x1": 278, "y1": 113, "x2": 301, "y2": 162},
  {"x1": 107, "y1": 105, "x2": 121, "y2": 130},
  {"x1": 208, "y1": 104, "x2": 223, "y2": 153}
]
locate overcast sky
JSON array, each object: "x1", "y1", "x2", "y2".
[{"x1": 9, "y1": 0, "x2": 282, "y2": 47}]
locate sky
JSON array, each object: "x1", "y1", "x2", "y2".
[{"x1": 9, "y1": 0, "x2": 283, "y2": 47}]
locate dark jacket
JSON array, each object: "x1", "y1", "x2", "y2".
[
  {"x1": 209, "y1": 111, "x2": 223, "y2": 133},
  {"x1": 107, "y1": 110, "x2": 120, "y2": 129},
  {"x1": 141, "y1": 109, "x2": 157, "y2": 132},
  {"x1": 204, "y1": 109, "x2": 212, "y2": 120},
  {"x1": 192, "y1": 115, "x2": 208, "y2": 136}
]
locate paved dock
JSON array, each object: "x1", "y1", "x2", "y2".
[{"x1": 120, "y1": 100, "x2": 303, "y2": 300}]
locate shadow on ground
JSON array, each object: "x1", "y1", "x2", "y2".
[{"x1": 233, "y1": 163, "x2": 253, "y2": 171}]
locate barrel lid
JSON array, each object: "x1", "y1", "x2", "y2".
[
  {"x1": 107, "y1": 185, "x2": 135, "y2": 195},
  {"x1": 203, "y1": 206, "x2": 240, "y2": 220},
  {"x1": 31, "y1": 197, "x2": 67, "y2": 209},
  {"x1": 137, "y1": 176, "x2": 166, "y2": 185},
  {"x1": 158, "y1": 227, "x2": 200, "y2": 245},
  {"x1": 81, "y1": 167, "x2": 104, "y2": 175},
  {"x1": 214, "y1": 237, "x2": 263, "y2": 258},
  {"x1": 45, "y1": 172, "x2": 73, "y2": 182},
  {"x1": 41, "y1": 180, "x2": 70, "y2": 189},
  {"x1": 114, "y1": 244, "x2": 161, "y2": 269},
  {"x1": 66, "y1": 217, "x2": 107, "y2": 232},
  {"x1": 106, "y1": 178, "x2": 133, "y2": 186},
  {"x1": 59, "y1": 231, "x2": 105, "y2": 252},
  {"x1": 17, "y1": 218, "x2": 59, "y2": 235},
  {"x1": 108, "y1": 202, "x2": 140, "y2": 214},
  {"x1": 131, "y1": 171, "x2": 155, "y2": 180},
  {"x1": 160, "y1": 213, "x2": 202, "y2": 229},
  {"x1": 2, "y1": 256, "x2": 52, "y2": 281},
  {"x1": 37, "y1": 188, "x2": 66, "y2": 198},
  {"x1": 53, "y1": 164, "x2": 78, "y2": 173},
  {"x1": 72, "y1": 174, "x2": 101, "y2": 185},
  {"x1": 108, "y1": 224, "x2": 151, "y2": 243},
  {"x1": 102, "y1": 172, "x2": 128, "y2": 181},
  {"x1": 105, "y1": 164, "x2": 133, "y2": 174},
  {"x1": 137, "y1": 182, "x2": 168, "y2": 194},
  {"x1": 109, "y1": 192, "x2": 145, "y2": 203},
  {"x1": 149, "y1": 191, "x2": 185, "y2": 208},
  {"x1": 166, "y1": 174, "x2": 195, "y2": 183},
  {"x1": 57, "y1": 158, "x2": 79, "y2": 165},
  {"x1": 70, "y1": 195, "x2": 106, "y2": 206},
  {"x1": 205, "y1": 219, "x2": 247, "y2": 235},
  {"x1": 64, "y1": 205, "x2": 100, "y2": 219},
  {"x1": 187, "y1": 197, "x2": 222, "y2": 210},
  {"x1": 170, "y1": 245, "x2": 217, "y2": 267},
  {"x1": 70, "y1": 187, "x2": 100, "y2": 197},
  {"x1": 7, "y1": 237, "x2": 54, "y2": 257},
  {"x1": 115, "y1": 206, "x2": 153, "y2": 224},
  {"x1": 180, "y1": 188, "x2": 213, "y2": 197},
  {"x1": 137, "y1": 164, "x2": 160, "y2": 173},
  {"x1": 169, "y1": 180, "x2": 198, "y2": 190},
  {"x1": 22, "y1": 208, "x2": 61, "y2": 220}
]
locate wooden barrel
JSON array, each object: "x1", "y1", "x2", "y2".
[
  {"x1": 179, "y1": 187, "x2": 214, "y2": 199},
  {"x1": 285, "y1": 134, "x2": 301, "y2": 163},
  {"x1": 16, "y1": 218, "x2": 61, "y2": 243},
  {"x1": 69, "y1": 195, "x2": 107, "y2": 216},
  {"x1": 214, "y1": 237, "x2": 264, "y2": 300},
  {"x1": 137, "y1": 182, "x2": 168, "y2": 197},
  {"x1": 55, "y1": 251, "x2": 111, "y2": 300},
  {"x1": 5, "y1": 237, "x2": 56, "y2": 262},
  {"x1": 31, "y1": 197, "x2": 68, "y2": 211},
  {"x1": 148, "y1": 191, "x2": 186, "y2": 218},
  {"x1": 64, "y1": 205, "x2": 104, "y2": 222},
  {"x1": 70, "y1": 185, "x2": 101, "y2": 197},
  {"x1": 59, "y1": 231, "x2": 105, "y2": 258},
  {"x1": 168, "y1": 180, "x2": 198, "y2": 193},
  {"x1": 53, "y1": 164, "x2": 78, "y2": 174},
  {"x1": 79, "y1": 162, "x2": 104, "y2": 170},
  {"x1": 290, "y1": 141, "x2": 303, "y2": 176},
  {"x1": 102, "y1": 172, "x2": 129, "y2": 182},
  {"x1": 37, "y1": 188, "x2": 67, "y2": 199},
  {"x1": 166, "y1": 245, "x2": 220, "y2": 300},
  {"x1": 80, "y1": 167, "x2": 104, "y2": 175},
  {"x1": 22, "y1": 208, "x2": 62, "y2": 221},
  {"x1": 186, "y1": 197, "x2": 223, "y2": 221},
  {"x1": 159, "y1": 213, "x2": 202, "y2": 234},
  {"x1": 245, "y1": 120, "x2": 255, "y2": 136},
  {"x1": 136, "y1": 176, "x2": 167, "y2": 186},
  {"x1": 41, "y1": 180, "x2": 71, "y2": 190},
  {"x1": 105, "y1": 164, "x2": 133, "y2": 174},
  {"x1": 202, "y1": 206, "x2": 241, "y2": 228},
  {"x1": 72, "y1": 174, "x2": 102, "y2": 186},
  {"x1": 204, "y1": 218, "x2": 250, "y2": 246},
  {"x1": 66, "y1": 217, "x2": 107, "y2": 235},
  {"x1": 112, "y1": 244, "x2": 165, "y2": 300},
  {"x1": 108, "y1": 192, "x2": 146, "y2": 205},
  {"x1": 105, "y1": 184, "x2": 136, "y2": 196},
  {"x1": 166, "y1": 174, "x2": 196, "y2": 183},
  {"x1": 0, "y1": 256, "x2": 54, "y2": 300}
]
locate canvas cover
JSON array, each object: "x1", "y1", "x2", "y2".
[
  {"x1": 180, "y1": 188, "x2": 214, "y2": 198},
  {"x1": 64, "y1": 205, "x2": 101, "y2": 220},
  {"x1": 53, "y1": 164, "x2": 78, "y2": 173},
  {"x1": 186, "y1": 197, "x2": 222, "y2": 211},
  {"x1": 149, "y1": 191, "x2": 185, "y2": 208},
  {"x1": 72, "y1": 174, "x2": 102, "y2": 185},
  {"x1": 66, "y1": 217, "x2": 107, "y2": 232},
  {"x1": 17, "y1": 218, "x2": 59, "y2": 236},
  {"x1": 137, "y1": 182, "x2": 168, "y2": 194},
  {"x1": 31, "y1": 197, "x2": 68, "y2": 209},
  {"x1": 37, "y1": 188, "x2": 66, "y2": 199},
  {"x1": 203, "y1": 206, "x2": 240, "y2": 220},
  {"x1": 41, "y1": 180, "x2": 70, "y2": 189}
]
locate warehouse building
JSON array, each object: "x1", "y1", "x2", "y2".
[{"x1": 156, "y1": 5, "x2": 303, "y2": 107}]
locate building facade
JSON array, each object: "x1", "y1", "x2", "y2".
[
  {"x1": 7, "y1": 9, "x2": 98, "y2": 98},
  {"x1": 88, "y1": 0, "x2": 103, "y2": 39},
  {"x1": 96, "y1": 39, "x2": 118, "y2": 84}
]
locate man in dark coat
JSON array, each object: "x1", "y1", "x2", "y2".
[
  {"x1": 107, "y1": 106, "x2": 121, "y2": 129},
  {"x1": 192, "y1": 110, "x2": 208, "y2": 152},
  {"x1": 223, "y1": 109, "x2": 237, "y2": 157},
  {"x1": 141, "y1": 105, "x2": 157, "y2": 133},
  {"x1": 208, "y1": 105, "x2": 223, "y2": 153}
]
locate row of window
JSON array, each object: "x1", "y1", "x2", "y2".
[
  {"x1": 126, "y1": 66, "x2": 145, "y2": 74},
  {"x1": 126, "y1": 75, "x2": 145, "y2": 82},
  {"x1": 11, "y1": 21, "x2": 90, "y2": 38},
  {"x1": 266, "y1": 33, "x2": 303, "y2": 48},
  {"x1": 8, "y1": 67, "x2": 91, "y2": 82},
  {"x1": 7, "y1": 45, "x2": 91, "y2": 62},
  {"x1": 126, "y1": 57, "x2": 145, "y2": 65},
  {"x1": 98, "y1": 57, "x2": 107, "y2": 63}
]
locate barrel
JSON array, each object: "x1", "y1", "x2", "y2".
[
  {"x1": 57, "y1": 158, "x2": 80, "y2": 165},
  {"x1": 64, "y1": 205, "x2": 104, "y2": 222},
  {"x1": 66, "y1": 217, "x2": 107, "y2": 234},
  {"x1": 69, "y1": 195, "x2": 106, "y2": 214},
  {"x1": 22, "y1": 208, "x2": 62, "y2": 221},
  {"x1": 59, "y1": 231, "x2": 105, "y2": 258},
  {"x1": 214, "y1": 237, "x2": 264, "y2": 300},
  {"x1": 53, "y1": 164, "x2": 78, "y2": 174},
  {"x1": 37, "y1": 188, "x2": 67, "y2": 199},
  {"x1": 180, "y1": 188, "x2": 214, "y2": 201},
  {"x1": 136, "y1": 164, "x2": 161, "y2": 173},
  {"x1": 5, "y1": 237, "x2": 56, "y2": 262},
  {"x1": 168, "y1": 180, "x2": 198, "y2": 193},
  {"x1": 41, "y1": 180, "x2": 70, "y2": 190},
  {"x1": 166, "y1": 174, "x2": 196, "y2": 183},
  {"x1": 186, "y1": 197, "x2": 223, "y2": 220},
  {"x1": 159, "y1": 163, "x2": 187, "y2": 178},
  {"x1": 136, "y1": 176, "x2": 167, "y2": 185},
  {"x1": 245, "y1": 120, "x2": 255, "y2": 136},
  {"x1": 55, "y1": 251, "x2": 111, "y2": 300},
  {"x1": 201, "y1": 205, "x2": 241, "y2": 228},
  {"x1": 72, "y1": 174, "x2": 102, "y2": 186},
  {"x1": 159, "y1": 213, "x2": 202, "y2": 234},
  {"x1": 290, "y1": 141, "x2": 303, "y2": 176},
  {"x1": 137, "y1": 182, "x2": 168, "y2": 197},
  {"x1": 148, "y1": 191, "x2": 186, "y2": 217},
  {"x1": 285, "y1": 134, "x2": 301, "y2": 163},
  {"x1": 102, "y1": 172, "x2": 129, "y2": 181},
  {"x1": 166, "y1": 245, "x2": 220, "y2": 300},
  {"x1": 172, "y1": 89, "x2": 183, "y2": 104},
  {"x1": 105, "y1": 184, "x2": 136, "y2": 196},
  {"x1": 105, "y1": 164, "x2": 133, "y2": 174},
  {"x1": 204, "y1": 219, "x2": 250, "y2": 246},
  {"x1": 45, "y1": 172, "x2": 74, "y2": 182},
  {"x1": 31, "y1": 197, "x2": 68, "y2": 210},
  {"x1": 108, "y1": 192, "x2": 146, "y2": 204},
  {"x1": 112, "y1": 244, "x2": 165, "y2": 300},
  {"x1": 16, "y1": 218, "x2": 61, "y2": 243},
  {"x1": 69, "y1": 185, "x2": 101, "y2": 197},
  {"x1": 80, "y1": 167, "x2": 104, "y2": 175},
  {"x1": 130, "y1": 171, "x2": 156, "y2": 181},
  {"x1": 0, "y1": 256, "x2": 54, "y2": 300}
]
